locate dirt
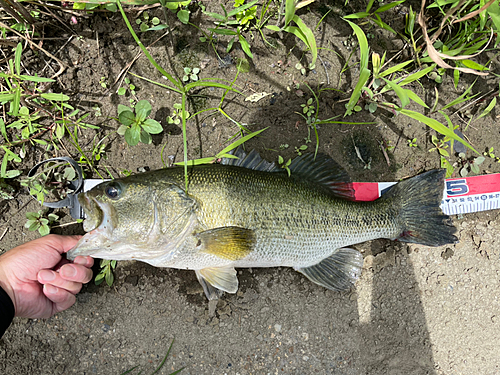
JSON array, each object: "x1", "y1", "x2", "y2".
[{"x1": 1, "y1": 1, "x2": 500, "y2": 374}]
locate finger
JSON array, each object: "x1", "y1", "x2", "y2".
[
  {"x1": 42, "y1": 234, "x2": 83, "y2": 255},
  {"x1": 60, "y1": 264, "x2": 93, "y2": 284},
  {"x1": 43, "y1": 284, "x2": 76, "y2": 314},
  {"x1": 38, "y1": 269, "x2": 83, "y2": 294},
  {"x1": 73, "y1": 256, "x2": 94, "y2": 268}
]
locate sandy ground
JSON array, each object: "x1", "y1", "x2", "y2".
[{"x1": 1, "y1": 210, "x2": 499, "y2": 374}]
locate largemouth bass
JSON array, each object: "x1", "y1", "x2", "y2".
[{"x1": 67, "y1": 149, "x2": 457, "y2": 299}]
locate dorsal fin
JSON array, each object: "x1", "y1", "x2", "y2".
[
  {"x1": 221, "y1": 147, "x2": 354, "y2": 200},
  {"x1": 221, "y1": 147, "x2": 278, "y2": 172},
  {"x1": 288, "y1": 153, "x2": 355, "y2": 200}
]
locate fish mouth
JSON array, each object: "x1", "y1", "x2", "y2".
[{"x1": 67, "y1": 193, "x2": 115, "y2": 260}]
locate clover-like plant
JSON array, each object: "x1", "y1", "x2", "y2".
[{"x1": 117, "y1": 100, "x2": 163, "y2": 146}]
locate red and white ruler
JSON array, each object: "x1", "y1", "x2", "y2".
[{"x1": 353, "y1": 173, "x2": 500, "y2": 215}]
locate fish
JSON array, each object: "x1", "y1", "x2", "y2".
[{"x1": 67, "y1": 148, "x2": 457, "y2": 300}]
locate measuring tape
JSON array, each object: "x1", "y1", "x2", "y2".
[{"x1": 353, "y1": 173, "x2": 500, "y2": 215}]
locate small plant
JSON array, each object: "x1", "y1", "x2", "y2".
[
  {"x1": 301, "y1": 98, "x2": 315, "y2": 119},
  {"x1": 182, "y1": 67, "x2": 200, "y2": 82},
  {"x1": 278, "y1": 155, "x2": 292, "y2": 176},
  {"x1": 135, "y1": 11, "x2": 161, "y2": 32},
  {"x1": 295, "y1": 62, "x2": 306, "y2": 75},
  {"x1": 117, "y1": 100, "x2": 163, "y2": 146},
  {"x1": 25, "y1": 210, "x2": 59, "y2": 236},
  {"x1": 457, "y1": 153, "x2": 485, "y2": 177},
  {"x1": 407, "y1": 138, "x2": 417, "y2": 148},
  {"x1": 167, "y1": 103, "x2": 190, "y2": 125},
  {"x1": 95, "y1": 259, "x2": 117, "y2": 286},
  {"x1": 294, "y1": 144, "x2": 308, "y2": 155},
  {"x1": 99, "y1": 76, "x2": 108, "y2": 88},
  {"x1": 164, "y1": 0, "x2": 192, "y2": 25},
  {"x1": 117, "y1": 77, "x2": 136, "y2": 97},
  {"x1": 483, "y1": 147, "x2": 500, "y2": 163},
  {"x1": 429, "y1": 135, "x2": 454, "y2": 177},
  {"x1": 279, "y1": 144, "x2": 289, "y2": 150}
]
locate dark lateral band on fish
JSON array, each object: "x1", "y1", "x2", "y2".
[{"x1": 67, "y1": 147, "x2": 457, "y2": 300}]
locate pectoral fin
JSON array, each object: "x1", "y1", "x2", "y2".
[
  {"x1": 195, "y1": 266, "x2": 239, "y2": 300},
  {"x1": 195, "y1": 226, "x2": 255, "y2": 261},
  {"x1": 295, "y1": 248, "x2": 363, "y2": 291}
]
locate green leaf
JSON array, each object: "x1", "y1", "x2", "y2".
[
  {"x1": 0, "y1": 93, "x2": 15, "y2": 103},
  {"x1": 375, "y1": 0, "x2": 405, "y2": 13},
  {"x1": 41, "y1": 93, "x2": 70, "y2": 101},
  {"x1": 135, "y1": 100, "x2": 152, "y2": 122},
  {"x1": 379, "y1": 60, "x2": 413, "y2": 77},
  {"x1": 265, "y1": 25, "x2": 281, "y2": 32},
  {"x1": 140, "y1": 129, "x2": 152, "y2": 144},
  {"x1": 398, "y1": 109, "x2": 477, "y2": 153},
  {"x1": 117, "y1": 104, "x2": 132, "y2": 115},
  {"x1": 476, "y1": 97, "x2": 496, "y2": 121},
  {"x1": 461, "y1": 59, "x2": 489, "y2": 71},
  {"x1": 238, "y1": 34, "x2": 253, "y2": 59},
  {"x1": 119, "y1": 110, "x2": 136, "y2": 127},
  {"x1": 55, "y1": 124, "x2": 65, "y2": 139},
  {"x1": 292, "y1": 15, "x2": 317, "y2": 67},
  {"x1": 177, "y1": 9, "x2": 190, "y2": 24},
  {"x1": 4, "y1": 170, "x2": 20, "y2": 178},
  {"x1": 14, "y1": 43, "x2": 22, "y2": 76},
  {"x1": 125, "y1": 124, "x2": 141, "y2": 146},
  {"x1": 405, "y1": 89, "x2": 429, "y2": 108},
  {"x1": 284, "y1": 0, "x2": 295, "y2": 27},
  {"x1": 140, "y1": 23, "x2": 148, "y2": 32},
  {"x1": 209, "y1": 28, "x2": 238, "y2": 35},
  {"x1": 105, "y1": 270, "x2": 114, "y2": 286},
  {"x1": 26, "y1": 211, "x2": 39, "y2": 220},
  {"x1": 381, "y1": 78, "x2": 409, "y2": 108},
  {"x1": 118, "y1": 87, "x2": 126, "y2": 95},
  {"x1": 344, "y1": 12, "x2": 370, "y2": 19},
  {"x1": 142, "y1": 119, "x2": 163, "y2": 134},
  {"x1": 19, "y1": 75, "x2": 54, "y2": 83}
]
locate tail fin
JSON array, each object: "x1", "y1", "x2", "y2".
[{"x1": 382, "y1": 169, "x2": 457, "y2": 246}]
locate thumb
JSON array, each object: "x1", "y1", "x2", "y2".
[{"x1": 42, "y1": 234, "x2": 82, "y2": 255}]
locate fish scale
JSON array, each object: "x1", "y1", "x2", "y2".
[{"x1": 68, "y1": 149, "x2": 457, "y2": 300}]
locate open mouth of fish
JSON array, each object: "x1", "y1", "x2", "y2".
[{"x1": 66, "y1": 193, "x2": 118, "y2": 260}]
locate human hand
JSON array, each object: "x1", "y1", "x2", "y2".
[{"x1": 0, "y1": 234, "x2": 94, "y2": 319}]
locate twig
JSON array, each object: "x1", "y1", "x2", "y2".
[
  {"x1": 379, "y1": 140, "x2": 391, "y2": 166},
  {"x1": 0, "y1": 228, "x2": 8, "y2": 241},
  {"x1": 0, "y1": 21, "x2": 67, "y2": 79},
  {"x1": 112, "y1": 30, "x2": 171, "y2": 92}
]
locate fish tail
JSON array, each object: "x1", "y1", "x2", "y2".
[{"x1": 383, "y1": 169, "x2": 457, "y2": 246}]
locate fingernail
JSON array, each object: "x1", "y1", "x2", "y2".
[
  {"x1": 61, "y1": 265, "x2": 77, "y2": 278},
  {"x1": 45, "y1": 284, "x2": 58, "y2": 294},
  {"x1": 39, "y1": 270, "x2": 55, "y2": 282}
]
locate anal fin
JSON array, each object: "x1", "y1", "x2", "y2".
[
  {"x1": 195, "y1": 266, "x2": 239, "y2": 300},
  {"x1": 295, "y1": 248, "x2": 363, "y2": 291}
]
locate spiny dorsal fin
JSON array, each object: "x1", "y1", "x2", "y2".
[
  {"x1": 288, "y1": 153, "x2": 355, "y2": 200},
  {"x1": 221, "y1": 147, "x2": 278, "y2": 172},
  {"x1": 195, "y1": 226, "x2": 255, "y2": 261},
  {"x1": 222, "y1": 147, "x2": 354, "y2": 199},
  {"x1": 295, "y1": 248, "x2": 363, "y2": 291}
]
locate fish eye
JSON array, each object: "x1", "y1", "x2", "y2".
[{"x1": 105, "y1": 183, "x2": 121, "y2": 200}]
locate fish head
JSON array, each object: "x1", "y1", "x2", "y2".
[{"x1": 67, "y1": 176, "x2": 197, "y2": 262}]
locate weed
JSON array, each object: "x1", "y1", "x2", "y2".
[
  {"x1": 407, "y1": 138, "x2": 417, "y2": 148},
  {"x1": 117, "y1": 100, "x2": 163, "y2": 146},
  {"x1": 483, "y1": 147, "x2": 500, "y2": 163},
  {"x1": 95, "y1": 259, "x2": 117, "y2": 287},
  {"x1": 294, "y1": 144, "x2": 308, "y2": 155},
  {"x1": 99, "y1": 76, "x2": 108, "y2": 88},
  {"x1": 25, "y1": 210, "x2": 59, "y2": 236},
  {"x1": 121, "y1": 339, "x2": 184, "y2": 375},
  {"x1": 167, "y1": 103, "x2": 189, "y2": 125},
  {"x1": 182, "y1": 67, "x2": 200, "y2": 82},
  {"x1": 135, "y1": 11, "x2": 161, "y2": 32},
  {"x1": 458, "y1": 153, "x2": 485, "y2": 177},
  {"x1": 117, "y1": 77, "x2": 137, "y2": 98},
  {"x1": 278, "y1": 155, "x2": 292, "y2": 176}
]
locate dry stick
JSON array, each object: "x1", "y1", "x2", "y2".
[
  {"x1": 0, "y1": 21, "x2": 67, "y2": 79},
  {"x1": 0, "y1": 0, "x2": 35, "y2": 24},
  {"x1": 112, "y1": 30, "x2": 171, "y2": 93},
  {"x1": 0, "y1": 227, "x2": 8, "y2": 241}
]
